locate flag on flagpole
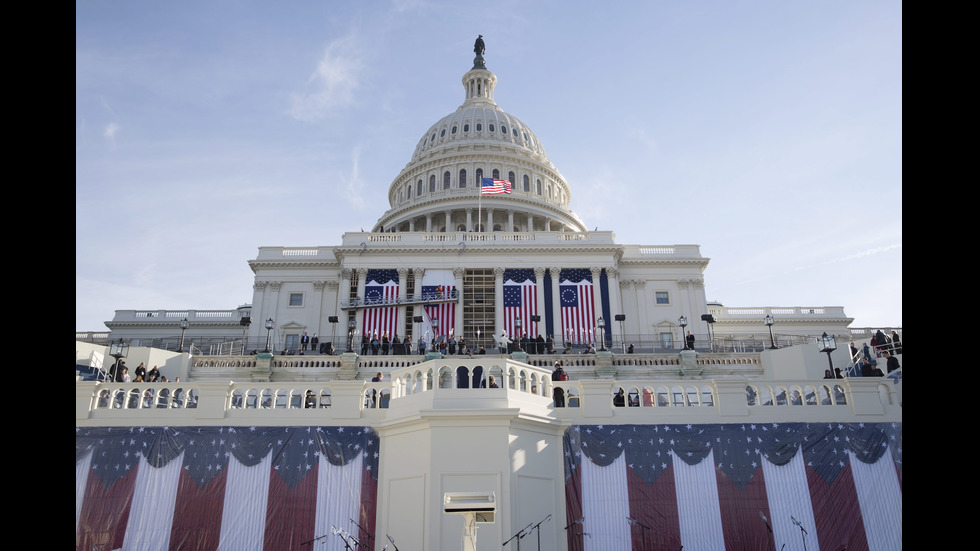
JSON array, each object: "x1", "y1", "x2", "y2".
[{"x1": 481, "y1": 178, "x2": 511, "y2": 195}]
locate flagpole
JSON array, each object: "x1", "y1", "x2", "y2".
[{"x1": 478, "y1": 180, "x2": 482, "y2": 233}]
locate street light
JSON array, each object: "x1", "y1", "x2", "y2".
[
  {"x1": 108, "y1": 338, "x2": 129, "y2": 382},
  {"x1": 514, "y1": 318, "x2": 522, "y2": 352},
  {"x1": 264, "y1": 318, "x2": 275, "y2": 353},
  {"x1": 765, "y1": 314, "x2": 779, "y2": 349},
  {"x1": 346, "y1": 319, "x2": 356, "y2": 352},
  {"x1": 819, "y1": 332, "x2": 837, "y2": 373},
  {"x1": 678, "y1": 316, "x2": 688, "y2": 350},
  {"x1": 597, "y1": 316, "x2": 606, "y2": 351},
  {"x1": 178, "y1": 317, "x2": 189, "y2": 352}
]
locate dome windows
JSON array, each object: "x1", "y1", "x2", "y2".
[
  {"x1": 451, "y1": 125, "x2": 457, "y2": 134},
  {"x1": 417, "y1": 180, "x2": 423, "y2": 196},
  {"x1": 459, "y1": 169, "x2": 467, "y2": 188},
  {"x1": 492, "y1": 169, "x2": 500, "y2": 179},
  {"x1": 513, "y1": 128, "x2": 518, "y2": 138},
  {"x1": 523, "y1": 175, "x2": 530, "y2": 192},
  {"x1": 489, "y1": 123, "x2": 495, "y2": 132},
  {"x1": 464, "y1": 124, "x2": 470, "y2": 132},
  {"x1": 443, "y1": 171, "x2": 450, "y2": 189},
  {"x1": 440, "y1": 129, "x2": 446, "y2": 138},
  {"x1": 476, "y1": 168, "x2": 484, "y2": 183},
  {"x1": 429, "y1": 175, "x2": 436, "y2": 192},
  {"x1": 536, "y1": 179, "x2": 542, "y2": 195},
  {"x1": 508, "y1": 171, "x2": 515, "y2": 185},
  {"x1": 501, "y1": 125, "x2": 507, "y2": 134},
  {"x1": 476, "y1": 123, "x2": 482, "y2": 132}
]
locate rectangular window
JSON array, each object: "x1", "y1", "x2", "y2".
[
  {"x1": 655, "y1": 291, "x2": 669, "y2": 304},
  {"x1": 289, "y1": 293, "x2": 304, "y2": 306},
  {"x1": 659, "y1": 333, "x2": 673, "y2": 350}
]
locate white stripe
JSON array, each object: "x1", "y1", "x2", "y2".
[
  {"x1": 218, "y1": 450, "x2": 273, "y2": 551},
  {"x1": 581, "y1": 453, "x2": 632, "y2": 550},
  {"x1": 673, "y1": 449, "x2": 726, "y2": 551},
  {"x1": 76, "y1": 450, "x2": 92, "y2": 534},
  {"x1": 761, "y1": 447, "x2": 818, "y2": 551},
  {"x1": 314, "y1": 452, "x2": 364, "y2": 551},
  {"x1": 121, "y1": 452, "x2": 182, "y2": 551},
  {"x1": 851, "y1": 448, "x2": 902, "y2": 551}
]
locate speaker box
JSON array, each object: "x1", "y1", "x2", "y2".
[
  {"x1": 328, "y1": 316, "x2": 339, "y2": 323},
  {"x1": 240, "y1": 316, "x2": 253, "y2": 326},
  {"x1": 614, "y1": 314, "x2": 626, "y2": 321},
  {"x1": 530, "y1": 315, "x2": 541, "y2": 322}
]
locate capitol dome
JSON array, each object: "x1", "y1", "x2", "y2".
[{"x1": 374, "y1": 52, "x2": 586, "y2": 234}]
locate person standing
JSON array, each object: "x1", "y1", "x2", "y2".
[
  {"x1": 551, "y1": 362, "x2": 568, "y2": 407},
  {"x1": 147, "y1": 365, "x2": 160, "y2": 382},
  {"x1": 883, "y1": 351, "x2": 901, "y2": 373},
  {"x1": 686, "y1": 331, "x2": 695, "y2": 351},
  {"x1": 134, "y1": 362, "x2": 147, "y2": 382},
  {"x1": 301, "y1": 332, "x2": 310, "y2": 351},
  {"x1": 311, "y1": 333, "x2": 319, "y2": 353},
  {"x1": 891, "y1": 331, "x2": 902, "y2": 355},
  {"x1": 381, "y1": 332, "x2": 390, "y2": 355}
]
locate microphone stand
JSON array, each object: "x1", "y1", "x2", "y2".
[
  {"x1": 791, "y1": 516, "x2": 808, "y2": 551},
  {"x1": 351, "y1": 518, "x2": 375, "y2": 548},
  {"x1": 564, "y1": 518, "x2": 584, "y2": 551},
  {"x1": 529, "y1": 514, "x2": 551, "y2": 551},
  {"x1": 298, "y1": 532, "x2": 333, "y2": 547},
  {"x1": 503, "y1": 522, "x2": 533, "y2": 550},
  {"x1": 386, "y1": 534, "x2": 401, "y2": 551},
  {"x1": 627, "y1": 516, "x2": 652, "y2": 551},
  {"x1": 760, "y1": 511, "x2": 775, "y2": 551}
]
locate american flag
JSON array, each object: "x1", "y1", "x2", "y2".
[
  {"x1": 481, "y1": 178, "x2": 512, "y2": 195},
  {"x1": 76, "y1": 425, "x2": 379, "y2": 551},
  {"x1": 559, "y1": 269, "x2": 594, "y2": 344},
  {"x1": 564, "y1": 422, "x2": 902, "y2": 550},
  {"x1": 362, "y1": 270, "x2": 398, "y2": 341},
  {"x1": 503, "y1": 269, "x2": 537, "y2": 339}
]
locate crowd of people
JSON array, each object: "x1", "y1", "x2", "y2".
[
  {"x1": 846, "y1": 330, "x2": 902, "y2": 378},
  {"x1": 107, "y1": 360, "x2": 170, "y2": 383}
]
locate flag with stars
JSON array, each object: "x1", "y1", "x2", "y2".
[
  {"x1": 503, "y1": 269, "x2": 537, "y2": 339},
  {"x1": 559, "y1": 269, "x2": 595, "y2": 344},
  {"x1": 76, "y1": 426, "x2": 380, "y2": 551},
  {"x1": 363, "y1": 269, "x2": 399, "y2": 341},
  {"x1": 421, "y1": 269, "x2": 456, "y2": 340},
  {"x1": 563, "y1": 422, "x2": 902, "y2": 551}
]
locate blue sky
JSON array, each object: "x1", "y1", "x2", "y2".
[{"x1": 76, "y1": 1, "x2": 901, "y2": 332}]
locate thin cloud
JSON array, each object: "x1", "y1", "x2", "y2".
[
  {"x1": 103, "y1": 122, "x2": 120, "y2": 149},
  {"x1": 288, "y1": 35, "x2": 363, "y2": 122}
]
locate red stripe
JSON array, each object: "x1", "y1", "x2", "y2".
[
  {"x1": 715, "y1": 464, "x2": 773, "y2": 550},
  {"x1": 807, "y1": 463, "x2": 869, "y2": 551},
  {"x1": 264, "y1": 463, "x2": 319, "y2": 551},
  {"x1": 77, "y1": 466, "x2": 137, "y2": 551},
  {"x1": 169, "y1": 468, "x2": 227, "y2": 551},
  {"x1": 626, "y1": 463, "x2": 682, "y2": 551}
]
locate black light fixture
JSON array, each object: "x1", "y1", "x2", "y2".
[
  {"x1": 240, "y1": 316, "x2": 252, "y2": 354},
  {"x1": 615, "y1": 314, "x2": 626, "y2": 352},
  {"x1": 178, "y1": 317, "x2": 189, "y2": 353},
  {"x1": 819, "y1": 332, "x2": 837, "y2": 372},
  {"x1": 701, "y1": 314, "x2": 716, "y2": 352},
  {"x1": 597, "y1": 316, "x2": 606, "y2": 351},
  {"x1": 264, "y1": 317, "x2": 275, "y2": 353},
  {"x1": 765, "y1": 314, "x2": 779, "y2": 349},
  {"x1": 108, "y1": 338, "x2": 129, "y2": 382}
]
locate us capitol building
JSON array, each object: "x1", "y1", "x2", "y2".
[{"x1": 76, "y1": 39, "x2": 901, "y2": 551}]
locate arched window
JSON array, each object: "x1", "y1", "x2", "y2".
[
  {"x1": 493, "y1": 224, "x2": 502, "y2": 232},
  {"x1": 476, "y1": 168, "x2": 483, "y2": 184},
  {"x1": 459, "y1": 169, "x2": 467, "y2": 188},
  {"x1": 464, "y1": 123, "x2": 470, "y2": 132},
  {"x1": 444, "y1": 171, "x2": 451, "y2": 189},
  {"x1": 536, "y1": 179, "x2": 542, "y2": 194},
  {"x1": 523, "y1": 175, "x2": 530, "y2": 192},
  {"x1": 406, "y1": 184, "x2": 412, "y2": 199},
  {"x1": 476, "y1": 123, "x2": 482, "y2": 132},
  {"x1": 492, "y1": 169, "x2": 499, "y2": 179},
  {"x1": 429, "y1": 175, "x2": 435, "y2": 192},
  {"x1": 417, "y1": 179, "x2": 423, "y2": 196},
  {"x1": 508, "y1": 171, "x2": 515, "y2": 184},
  {"x1": 457, "y1": 224, "x2": 467, "y2": 232}
]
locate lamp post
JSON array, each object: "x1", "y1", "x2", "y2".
[
  {"x1": 514, "y1": 318, "x2": 522, "y2": 352},
  {"x1": 678, "y1": 316, "x2": 688, "y2": 350},
  {"x1": 264, "y1": 318, "x2": 275, "y2": 353},
  {"x1": 346, "y1": 319, "x2": 356, "y2": 353},
  {"x1": 108, "y1": 338, "x2": 129, "y2": 382},
  {"x1": 701, "y1": 314, "x2": 716, "y2": 352},
  {"x1": 765, "y1": 314, "x2": 779, "y2": 349},
  {"x1": 615, "y1": 314, "x2": 626, "y2": 353},
  {"x1": 597, "y1": 317, "x2": 606, "y2": 351},
  {"x1": 819, "y1": 332, "x2": 837, "y2": 373},
  {"x1": 476, "y1": 329, "x2": 481, "y2": 351},
  {"x1": 178, "y1": 317, "x2": 189, "y2": 353}
]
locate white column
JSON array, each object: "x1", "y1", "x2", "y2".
[
  {"x1": 635, "y1": 280, "x2": 649, "y2": 344},
  {"x1": 551, "y1": 267, "x2": 563, "y2": 346},
  {"x1": 453, "y1": 267, "x2": 465, "y2": 339},
  {"x1": 397, "y1": 267, "x2": 409, "y2": 340},
  {"x1": 413, "y1": 268, "x2": 425, "y2": 341},
  {"x1": 312, "y1": 280, "x2": 326, "y2": 336},
  {"x1": 487, "y1": 208, "x2": 494, "y2": 231},
  {"x1": 591, "y1": 267, "x2": 604, "y2": 343},
  {"x1": 356, "y1": 268, "x2": 367, "y2": 339},
  {"x1": 426, "y1": 214, "x2": 432, "y2": 232}
]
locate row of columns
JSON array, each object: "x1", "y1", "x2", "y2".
[
  {"x1": 394, "y1": 208, "x2": 568, "y2": 233},
  {"x1": 251, "y1": 267, "x2": 626, "y2": 350}
]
